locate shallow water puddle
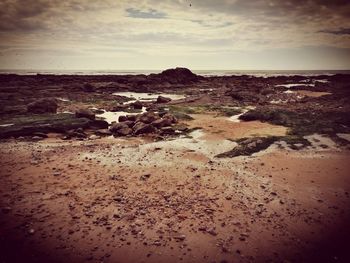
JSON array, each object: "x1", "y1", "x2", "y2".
[
  {"x1": 97, "y1": 108, "x2": 146, "y2": 124},
  {"x1": 113, "y1": 92, "x2": 186, "y2": 102},
  {"x1": 0, "y1": 123, "x2": 14, "y2": 127},
  {"x1": 276, "y1": 83, "x2": 315, "y2": 88},
  {"x1": 140, "y1": 129, "x2": 237, "y2": 159},
  {"x1": 56, "y1": 97, "x2": 70, "y2": 102},
  {"x1": 228, "y1": 106, "x2": 255, "y2": 123}
]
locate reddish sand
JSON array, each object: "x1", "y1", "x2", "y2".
[{"x1": 0, "y1": 135, "x2": 349, "y2": 263}]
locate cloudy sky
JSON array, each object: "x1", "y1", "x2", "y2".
[{"x1": 0, "y1": 0, "x2": 350, "y2": 70}]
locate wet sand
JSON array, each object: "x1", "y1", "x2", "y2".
[{"x1": 1, "y1": 131, "x2": 350, "y2": 263}]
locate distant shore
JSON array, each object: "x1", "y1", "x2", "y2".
[{"x1": 1, "y1": 69, "x2": 350, "y2": 77}]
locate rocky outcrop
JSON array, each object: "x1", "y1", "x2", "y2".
[
  {"x1": 27, "y1": 98, "x2": 58, "y2": 114},
  {"x1": 148, "y1": 67, "x2": 202, "y2": 84},
  {"x1": 0, "y1": 113, "x2": 91, "y2": 138},
  {"x1": 109, "y1": 111, "x2": 178, "y2": 137},
  {"x1": 75, "y1": 109, "x2": 95, "y2": 120}
]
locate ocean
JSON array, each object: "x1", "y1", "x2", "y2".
[{"x1": 0, "y1": 69, "x2": 349, "y2": 77}]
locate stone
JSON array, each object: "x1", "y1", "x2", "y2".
[
  {"x1": 131, "y1": 100, "x2": 143, "y2": 109},
  {"x1": 95, "y1": 129, "x2": 112, "y2": 136},
  {"x1": 75, "y1": 109, "x2": 95, "y2": 120},
  {"x1": 110, "y1": 122, "x2": 129, "y2": 133},
  {"x1": 133, "y1": 122, "x2": 157, "y2": 135},
  {"x1": 152, "y1": 118, "x2": 172, "y2": 128},
  {"x1": 82, "y1": 83, "x2": 95, "y2": 92},
  {"x1": 160, "y1": 127, "x2": 175, "y2": 135},
  {"x1": 156, "y1": 96, "x2": 172, "y2": 103},
  {"x1": 89, "y1": 119, "x2": 109, "y2": 129},
  {"x1": 140, "y1": 112, "x2": 159, "y2": 124},
  {"x1": 117, "y1": 127, "x2": 132, "y2": 136},
  {"x1": 118, "y1": 116, "x2": 128, "y2": 122},
  {"x1": 27, "y1": 98, "x2": 58, "y2": 114}
]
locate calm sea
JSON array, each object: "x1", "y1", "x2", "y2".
[{"x1": 1, "y1": 69, "x2": 349, "y2": 77}]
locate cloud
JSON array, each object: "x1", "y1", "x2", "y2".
[
  {"x1": 126, "y1": 8, "x2": 167, "y2": 19},
  {"x1": 319, "y1": 28, "x2": 350, "y2": 35},
  {"x1": 0, "y1": 0, "x2": 349, "y2": 69}
]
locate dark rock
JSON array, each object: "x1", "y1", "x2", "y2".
[
  {"x1": 123, "y1": 120, "x2": 135, "y2": 128},
  {"x1": 82, "y1": 83, "x2": 95, "y2": 92},
  {"x1": 31, "y1": 132, "x2": 48, "y2": 138},
  {"x1": 110, "y1": 122, "x2": 129, "y2": 133},
  {"x1": 156, "y1": 96, "x2": 172, "y2": 103},
  {"x1": 112, "y1": 104, "x2": 128, "y2": 112},
  {"x1": 160, "y1": 127, "x2": 175, "y2": 135},
  {"x1": 131, "y1": 100, "x2": 143, "y2": 109},
  {"x1": 140, "y1": 112, "x2": 159, "y2": 124},
  {"x1": 133, "y1": 122, "x2": 157, "y2": 135},
  {"x1": 27, "y1": 98, "x2": 58, "y2": 114},
  {"x1": 118, "y1": 116, "x2": 128, "y2": 122},
  {"x1": 75, "y1": 109, "x2": 95, "y2": 120},
  {"x1": 152, "y1": 118, "x2": 172, "y2": 128},
  {"x1": 0, "y1": 114, "x2": 91, "y2": 139},
  {"x1": 95, "y1": 129, "x2": 112, "y2": 136},
  {"x1": 163, "y1": 113, "x2": 178, "y2": 124},
  {"x1": 117, "y1": 127, "x2": 132, "y2": 136},
  {"x1": 126, "y1": 115, "x2": 137, "y2": 121},
  {"x1": 150, "y1": 67, "x2": 202, "y2": 84},
  {"x1": 89, "y1": 119, "x2": 109, "y2": 129}
]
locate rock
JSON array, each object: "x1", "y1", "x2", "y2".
[
  {"x1": 89, "y1": 119, "x2": 108, "y2": 129},
  {"x1": 140, "y1": 112, "x2": 159, "y2": 124},
  {"x1": 89, "y1": 135, "x2": 100, "y2": 140},
  {"x1": 123, "y1": 121, "x2": 135, "y2": 128},
  {"x1": 75, "y1": 109, "x2": 95, "y2": 120},
  {"x1": 110, "y1": 122, "x2": 129, "y2": 133},
  {"x1": 82, "y1": 83, "x2": 95, "y2": 92},
  {"x1": 95, "y1": 129, "x2": 112, "y2": 136},
  {"x1": 160, "y1": 127, "x2": 175, "y2": 135},
  {"x1": 31, "y1": 132, "x2": 48, "y2": 138},
  {"x1": 53, "y1": 171, "x2": 61, "y2": 176},
  {"x1": 163, "y1": 113, "x2": 178, "y2": 124},
  {"x1": 0, "y1": 113, "x2": 92, "y2": 139},
  {"x1": 156, "y1": 96, "x2": 172, "y2": 103},
  {"x1": 126, "y1": 115, "x2": 137, "y2": 121},
  {"x1": 140, "y1": 174, "x2": 151, "y2": 180},
  {"x1": 151, "y1": 118, "x2": 172, "y2": 128},
  {"x1": 32, "y1": 136, "x2": 44, "y2": 140},
  {"x1": 131, "y1": 100, "x2": 143, "y2": 109},
  {"x1": 112, "y1": 104, "x2": 128, "y2": 112},
  {"x1": 173, "y1": 235, "x2": 186, "y2": 241},
  {"x1": 133, "y1": 122, "x2": 157, "y2": 135},
  {"x1": 2, "y1": 206, "x2": 12, "y2": 214},
  {"x1": 28, "y1": 228, "x2": 35, "y2": 235},
  {"x1": 150, "y1": 67, "x2": 202, "y2": 84},
  {"x1": 117, "y1": 127, "x2": 132, "y2": 136},
  {"x1": 27, "y1": 98, "x2": 58, "y2": 114},
  {"x1": 118, "y1": 116, "x2": 128, "y2": 122}
]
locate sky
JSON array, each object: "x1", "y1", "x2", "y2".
[{"x1": 0, "y1": 0, "x2": 350, "y2": 70}]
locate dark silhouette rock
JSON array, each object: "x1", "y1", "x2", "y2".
[{"x1": 149, "y1": 67, "x2": 202, "y2": 84}]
